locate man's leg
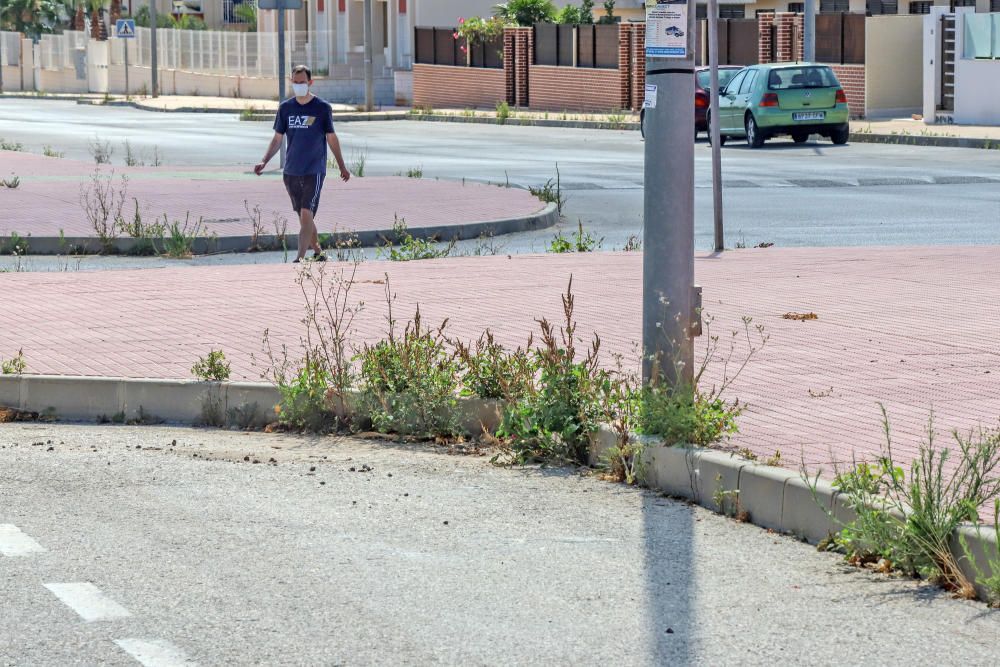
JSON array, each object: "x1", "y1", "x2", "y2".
[{"x1": 297, "y1": 208, "x2": 316, "y2": 261}]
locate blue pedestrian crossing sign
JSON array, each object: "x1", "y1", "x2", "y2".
[{"x1": 116, "y1": 19, "x2": 136, "y2": 39}]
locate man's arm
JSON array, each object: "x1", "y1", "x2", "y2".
[
  {"x1": 254, "y1": 132, "x2": 284, "y2": 175},
  {"x1": 326, "y1": 132, "x2": 351, "y2": 182}
]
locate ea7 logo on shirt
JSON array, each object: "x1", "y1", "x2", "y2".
[{"x1": 288, "y1": 116, "x2": 317, "y2": 129}]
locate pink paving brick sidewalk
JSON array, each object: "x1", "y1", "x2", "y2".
[
  {"x1": 2, "y1": 246, "x2": 1000, "y2": 479},
  {"x1": 0, "y1": 151, "x2": 545, "y2": 239}
]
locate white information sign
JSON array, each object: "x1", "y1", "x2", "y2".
[
  {"x1": 642, "y1": 84, "x2": 658, "y2": 109},
  {"x1": 645, "y1": 0, "x2": 688, "y2": 58}
]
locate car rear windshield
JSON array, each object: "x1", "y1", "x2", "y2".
[
  {"x1": 697, "y1": 69, "x2": 739, "y2": 91},
  {"x1": 766, "y1": 66, "x2": 838, "y2": 90}
]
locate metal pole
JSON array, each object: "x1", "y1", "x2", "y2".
[
  {"x1": 804, "y1": 0, "x2": 815, "y2": 62},
  {"x1": 0, "y1": 1, "x2": 5, "y2": 95},
  {"x1": 363, "y1": 0, "x2": 374, "y2": 111},
  {"x1": 150, "y1": 0, "x2": 158, "y2": 96},
  {"x1": 708, "y1": 0, "x2": 723, "y2": 252},
  {"x1": 124, "y1": 34, "x2": 130, "y2": 96},
  {"x1": 278, "y1": 8, "x2": 286, "y2": 168},
  {"x1": 642, "y1": 0, "x2": 697, "y2": 386}
]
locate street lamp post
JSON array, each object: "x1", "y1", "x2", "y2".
[{"x1": 642, "y1": 0, "x2": 698, "y2": 386}]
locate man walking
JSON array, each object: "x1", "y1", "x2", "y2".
[{"x1": 255, "y1": 65, "x2": 351, "y2": 263}]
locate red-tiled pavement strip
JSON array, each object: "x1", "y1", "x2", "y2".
[
  {"x1": 3, "y1": 246, "x2": 1000, "y2": 475},
  {"x1": 0, "y1": 152, "x2": 545, "y2": 239}
]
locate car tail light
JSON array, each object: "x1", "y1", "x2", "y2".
[
  {"x1": 695, "y1": 92, "x2": 708, "y2": 109},
  {"x1": 836, "y1": 89, "x2": 848, "y2": 104},
  {"x1": 760, "y1": 92, "x2": 779, "y2": 108}
]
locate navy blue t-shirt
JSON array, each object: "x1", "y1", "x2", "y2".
[{"x1": 273, "y1": 96, "x2": 335, "y2": 176}]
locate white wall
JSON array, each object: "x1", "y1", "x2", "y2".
[
  {"x1": 953, "y1": 11, "x2": 1000, "y2": 125},
  {"x1": 412, "y1": 0, "x2": 499, "y2": 27}
]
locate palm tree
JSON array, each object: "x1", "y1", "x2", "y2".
[
  {"x1": 88, "y1": 0, "x2": 107, "y2": 40},
  {"x1": 0, "y1": 0, "x2": 65, "y2": 38},
  {"x1": 71, "y1": 0, "x2": 87, "y2": 31}
]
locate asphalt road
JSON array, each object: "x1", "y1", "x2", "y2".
[
  {"x1": 1, "y1": 423, "x2": 998, "y2": 665},
  {"x1": 2, "y1": 97, "x2": 1000, "y2": 257}
]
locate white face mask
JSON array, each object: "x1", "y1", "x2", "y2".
[{"x1": 292, "y1": 82, "x2": 310, "y2": 97}]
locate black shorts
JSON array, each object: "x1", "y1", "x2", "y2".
[{"x1": 283, "y1": 173, "x2": 326, "y2": 215}]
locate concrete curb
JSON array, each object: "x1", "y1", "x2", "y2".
[
  {"x1": 3, "y1": 202, "x2": 559, "y2": 256},
  {"x1": 588, "y1": 426, "x2": 1000, "y2": 602},
  {"x1": 849, "y1": 132, "x2": 1000, "y2": 150},
  {"x1": 3, "y1": 372, "x2": 998, "y2": 603}
]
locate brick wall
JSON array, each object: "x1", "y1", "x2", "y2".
[
  {"x1": 511, "y1": 26, "x2": 532, "y2": 107},
  {"x1": 774, "y1": 13, "x2": 798, "y2": 63},
  {"x1": 412, "y1": 64, "x2": 507, "y2": 109},
  {"x1": 528, "y1": 66, "x2": 627, "y2": 112},
  {"x1": 758, "y1": 13, "x2": 775, "y2": 64},
  {"x1": 628, "y1": 23, "x2": 646, "y2": 113},
  {"x1": 830, "y1": 64, "x2": 865, "y2": 119}
]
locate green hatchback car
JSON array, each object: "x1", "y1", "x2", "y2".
[{"x1": 710, "y1": 63, "x2": 850, "y2": 148}]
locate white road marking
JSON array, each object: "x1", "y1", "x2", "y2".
[
  {"x1": 0, "y1": 524, "x2": 46, "y2": 556},
  {"x1": 43, "y1": 582, "x2": 132, "y2": 622},
  {"x1": 115, "y1": 638, "x2": 196, "y2": 667}
]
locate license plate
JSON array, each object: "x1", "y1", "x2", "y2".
[{"x1": 793, "y1": 111, "x2": 825, "y2": 121}]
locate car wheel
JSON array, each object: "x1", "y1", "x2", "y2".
[
  {"x1": 792, "y1": 131, "x2": 809, "y2": 144},
  {"x1": 706, "y1": 112, "x2": 727, "y2": 146},
  {"x1": 745, "y1": 114, "x2": 765, "y2": 148},
  {"x1": 831, "y1": 124, "x2": 849, "y2": 145}
]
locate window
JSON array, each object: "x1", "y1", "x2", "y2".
[
  {"x1": 696, "y1": 4, "x2": 707, "y2": 19},
  {"x1": 767, "y1": 66, "x2": 838, "y2": 89},
  {"x1": 739, "y1": 70, "x2": 758, "y2": 94},
  {"x1": 719, "y1": 4, "x2": 746, "y2": 18},
  {"x1": 819, "y1": 0, "x2": 850, "y2": 11},
  {"x1": 993, "y1": 0, "x2": 1000, "y2": 11},
  {"x1": 725, "y1": 70, "x2": 747, "y2": 95},
  {"x1": 696, "y1": 68, "x2": 740, "y2": 91},
  {"x1": 909, "y1": 1, "x2": 931, "y2": 13},
  {"x1": 951, "y1": 0, "x2": 975, "y2": 7},
  {"x1": 867, "y1": 0, "x2": 898, "y2": 14},
  {"x1": 756, "y1": 8, "x2": 776, "y2": 15},
  {"x1": 788, "y1": 2, "x2": 804, "y2": 12}
]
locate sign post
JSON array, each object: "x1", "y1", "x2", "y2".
[
  {"x1": 116, "y1": 19, "x2": 136, "y2": 96},
  {"x1": 259, "y1": 0, "x2": 303, "y2": 168},
  {"x1": 150, "y1": 0, "x2": 158, "y2": 96},
  {"x1": 642, "y1": 0, "x2": 697, "y2": 386}
]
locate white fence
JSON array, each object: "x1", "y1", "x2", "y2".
[
  {"x1": 105, "y1": 27, "x2": 338, "y2": 78},
  {"x1": 39, "y1": 31, "x2": 88, "y2": 71},
  {"x1": 1, "y1": 31, "x2": 20, "y2": 66}
]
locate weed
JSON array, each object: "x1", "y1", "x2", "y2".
[
  {"x1": 453, "y1": 330, "x2": 536, "y2": 402},
  {"x1": 815, "y1": 406, "x2": 1000, "y2": 598},
  {"x1": 462, "y1": 108, "x2": 475, "y2": 118},
  {"x1": 1, "y1": 349, "x2": 27, "y2": 375},
  {"x1": 547, "y1": 220, "x2": 602, "y2": 253},
  {"x1": 200, "y1": 391, "x2": 226, "y2": 427},
  {"x1": 120, "y1": 199, "x2": 165, "y2": 256},
  {"x1": 272, "y1": 213, "x2": 289, "y2": 253},
  {"x1": 2, "y1": 176, "x2": 20, "y2": 189},
  {"x1": 606, "y1": 110, "x2": 628, "y2": 130},
  {"x1": 713, "y1": 475, "x2": 750, "y2": 521},
  {"x1": 89, "y1": 136, "x2": 114, "y2": 165},
  {"x1": 240, "y1": 105, "x2": 259, "y2": 121},
  {"x1": 245, "y1": 200, "x2": 266, "y2": 252},
  {"x1": 405, "y1": 166, "x2": 424, "y2": 179},
  {"x1": 470, "y1": 231, "x2": 506, "y2": 256},
  {"x1": 42, "y1": 145, "x2": 65, "y2": 158},
  {"x1": 765, "y1": 450, "x2": 783, "y2": 467},
  {"x1": 959, "y1": 499, "x2": 1000, "y2": 607},
  {"x1": 1, "y1": 232, "x2": 29, "y2": 256},
  {"x1": 736, "y1": 447, "x2": 758, "y2": 462},
  {"x1": 359, "y1": 281, "x2": 460, "y2": 438},
  {"x1": 0, "y1": 138, "x2": 24, "y2": 151},
  {"x1": 191, "y1": 349, "x2": 231, "y2": 382},
  {"x1": 227, "y1": 401, "x2": 262, "y2": 431},
  {"x1": 377, "y1": 216, "x2": 455, "y2": 261},
  {"x1": 496, "y1": 100, "x2": 511, "y2": 125},
  {"x1": 600, "y1": 359, "x2": 644, "y2": 485},
  {"x1": 349, "y1": 145, "x2": 368, "y2": 177},
  {"x1": 499, "y1": 277, "x2": 609, "y2": 466},
  {"x1": 79, "y1": 169, "x2": 129, "y2": 252},
  {"x1": 622, "y1": 234, "x2": 642, "y2": 252},
  {"x1": 123, "y1": 139, "x2": 141, "y2": 166},
  {"x1": 160, "y1": 213, "x2": 204, "y2": 259},
  {"x1": 528, "y1": 163, "x2": 566, "y2": 214},
  {"x1": 639, "y1": 315, "x2": 767, "y2": 446}
]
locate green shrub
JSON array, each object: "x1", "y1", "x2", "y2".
[
  {"x1": 493, "y1": 0, "x2": 557, "y2": 25},
  {"x1": 377, "y1": 216, "x2": 455, "y2": 261},
  {"x1": 499, "y1": 278, "x2": 609, "y2": 465},
  {"x1": 496, "y1": 100, "x2": 511, "y2": 124},
  {"x1": 454, "y1": 329, "x2": 536, "y2": 401},
  {"x1": 817, "y1": 407, "x2": 1000, "y2": 598},
  {"x1": 1, "y1": 349, "x2": 26, "y2": 375},
  {"x1": 547, "y1": 220, "x2": 602, "y2": 253},
  {"x1": 191, "y1": 349, "x2": 231, "y2": 382},
  {"x1": 359, "y1": 306, "x2": 461, "y2": 438},
  {"x1": 274, "y1": 356, "x2": 335, "y2": 432}
]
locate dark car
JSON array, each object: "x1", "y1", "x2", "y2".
[{"x1": 640, "y1": 65, "x2": 743, "y2": 139}]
